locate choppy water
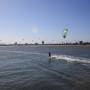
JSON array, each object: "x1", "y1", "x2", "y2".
[{"x1": 0, "y1": 45, "x2": 90, "y2": 90}]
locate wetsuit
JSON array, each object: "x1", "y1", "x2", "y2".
[{"x1": 49, "y1": 52, "x2": 51, "y2": 57}]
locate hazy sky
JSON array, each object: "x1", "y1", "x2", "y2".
[{"x1": 0, "y1": 0, "x2": 90, "y2": 44}]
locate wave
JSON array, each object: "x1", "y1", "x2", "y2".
[
  {"x1": 0, "y1": 50, "x2": 90, "y2": 64},
  {"x1": 0, "y1": 50, "x2": 47, "y2": 56},
  {"x1": 51, "y1": 55, "x2": 90, "y2": 64}
]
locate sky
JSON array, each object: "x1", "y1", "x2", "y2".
[{"x1": 0, "y1": 0, "x2": 90, "y2": 44}]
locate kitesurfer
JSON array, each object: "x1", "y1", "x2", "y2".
[{"x1": 48, "y1": 52, "x2": 51, "y2": 57}]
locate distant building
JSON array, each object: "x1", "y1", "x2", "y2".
[
  {"x1": 14, "y1": 42, "x2": 18, "y2": 45},
  {"x1": 25, "y1": 43, "x2": 28, "y2": 45},
  {"x1": 79, "y1": 41, "x2": 83, "y2": 45},
  {"x1": 35, "y1": 43, "x2": 38, "y2": 45},
  {"x1": 42, "y1": 41, "x2": 44, "y2": 45}
]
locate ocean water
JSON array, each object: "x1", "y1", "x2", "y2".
[{"x1": 0, "y1": 45, "x2": 90, "y2": 90}]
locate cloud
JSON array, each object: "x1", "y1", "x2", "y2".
[{"x1": 32, "y1": 27, "x2": 38, "y2": 34}]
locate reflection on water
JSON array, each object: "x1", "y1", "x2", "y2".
[{"x1": 0, "y1": 46, "x2": 90, "y2": 90}]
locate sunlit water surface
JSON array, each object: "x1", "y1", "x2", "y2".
[{"x1": 0, "y1": 45, "x2": 90, "y2": 90}]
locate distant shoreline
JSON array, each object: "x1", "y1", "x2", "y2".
[{"x1": 0, "y1": 44, "x2": 90, "y2": 47}]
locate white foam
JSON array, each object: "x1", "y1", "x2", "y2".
[
  {"x1": 0, "y1": 50, "x2": 90, "y2": 64},
  {"x1": 51, "y1": 55, "x2": 90, "y2": 64}
]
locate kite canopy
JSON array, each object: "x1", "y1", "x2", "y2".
[{"x1": 63, "y1": 28, "x2": 68, "y2": 39}]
